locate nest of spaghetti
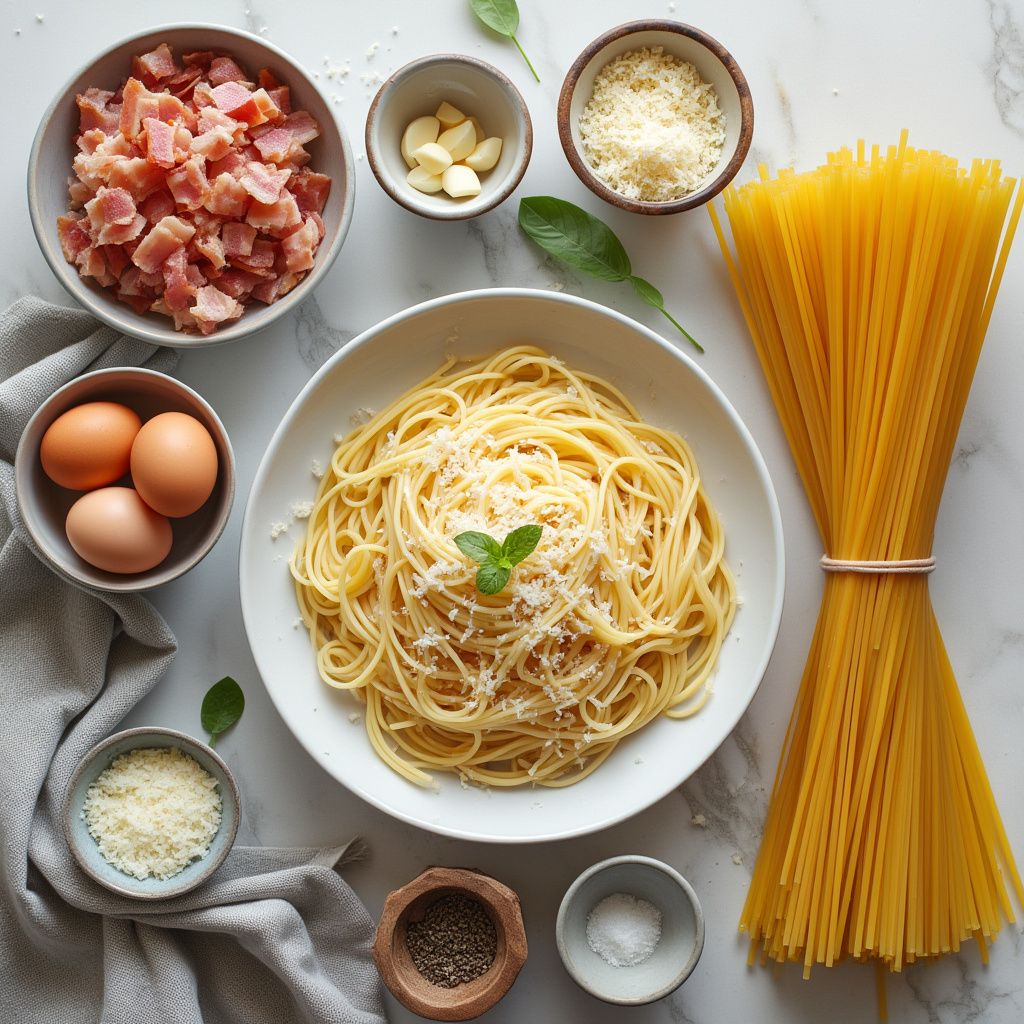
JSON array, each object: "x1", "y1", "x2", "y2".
[{"x1": 291, "y1": 346, "x2": 735, "y2": 787}]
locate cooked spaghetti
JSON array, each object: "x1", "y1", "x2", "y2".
[
  {"x1": 290, "y1": 346, "x2": 735, "y2": 787},
  {"x1": 710, "y1": 135, "x2": 1024, "y2": 978}
]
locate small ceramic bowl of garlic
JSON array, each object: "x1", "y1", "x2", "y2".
[{"x1": 366, "y1": 54, "x2": 532, "y2": 220}]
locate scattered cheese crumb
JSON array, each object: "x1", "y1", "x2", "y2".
[
  {"x1": 290, "y1": 500, "x2": 314, "y2": 520},
  {"x1": 578, "y1": 46, "x2": 726, "y2": 202},
  {"x1": 36, "y1": 13, "x2": 44, "y2": 23},
  {"x1": 311, "y1": 459, "x2": 324, "y2": 479},
  {"x1": 348, "y1": 712, "x2": 362, "y2": 723},
  {"x1": 366, "y1": 42, "x2": 379, "y2": 59},
  {"x1": 82, "y1": 747, "x2": 221, "y2": 880},
  {"x1": 270, "y1": 521, "x2": 289, "y2": 540},
  {"x1": 691, "y1": 813, "x2": 707, "y2": 828},
  {"x1": 732, "y1": 852, "x2": 744, "y2": 865}
]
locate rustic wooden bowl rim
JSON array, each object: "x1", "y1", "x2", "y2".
[
  {"x1": 373, "y1": 866, "x2": 528, "y2": 1021},
  {"x1": 556, "y1": 19, "x2": 754, "y2": 215}
]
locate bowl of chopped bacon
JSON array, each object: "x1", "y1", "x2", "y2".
[{"x1": 28, "y1": 25, "x2": 355, "y2": 346}]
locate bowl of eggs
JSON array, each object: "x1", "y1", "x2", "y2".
[{"x1": 14, "y1": 367, "x2": 234, "y2": 591}]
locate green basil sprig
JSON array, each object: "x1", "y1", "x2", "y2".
[
  {"x1": 454, "y1": 525, "x2": 543, "y2": 595},
  {"x1": 469, "y1": 0, "x2": 539, "y2": 82},
  {"x1": 518, "y1": 197, "x2": 702, "y2": 352},
  {"x1": 201, "y1": 676, "x2": 245, "y2": 748}
]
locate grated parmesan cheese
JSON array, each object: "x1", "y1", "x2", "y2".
[
  {"x1": 578, "y1": 47, "x2": 726, "y2": 202},
  {"x1": 81, "y1": 747, "x2": 221, "y2": 880}
]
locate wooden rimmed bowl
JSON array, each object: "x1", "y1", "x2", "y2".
[
  {"x1": 557, "y1": 20, "x2": 753, "y2": 215},
  {"x1": 373, "y1": 866, "x2": 528, "y2": 1021}
]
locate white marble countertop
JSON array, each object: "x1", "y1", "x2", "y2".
[{"x1": 3, "y1": 0, "x2": 1023, "y2": 1020}]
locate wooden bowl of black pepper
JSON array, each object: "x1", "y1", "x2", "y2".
[{"x1": 373, "y1": 866, "x2": 528, "y2": 1021}]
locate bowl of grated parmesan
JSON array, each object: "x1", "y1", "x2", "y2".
[
  {"x1": 63, "y1": 727, "x2": 240, "y2": 899},
  {"x1": 557, "y1": 21, "x2": 753, "y2": 214}
]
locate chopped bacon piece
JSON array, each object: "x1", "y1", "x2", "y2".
[
  {"x1": 68, "y1": 180, "x2": 95, "y2": 208},
  {"x1": 85, "y1": 186, "x2": 137, "y2": 231},
  {"x1": 239, "y1": 161, "x2": 290, "y2": 205},
  {"x1": 221, "y1": 221, "x2": 256, "y2": 258},
  {"x1": 267, "y1": 86, "x2": 291, "y2": 114},
  {"x1": 119, "y1": 79, "x2": 162, "y2": 140},
  {"x1": 78, "y1": 246, "x2": 118, "y2": 287},
  {"x1": 157, "y1": 93, "x2": 196, "y2": 130},
  {"x1": 257, "y1": 67, "x2": 281, "y2": 91},
  {"x1": 208, "y1": 56, "x2": 247, "y2": 85},
  {"x1": 133, "y1": 43, "x2": 179, "y2": 83},
  {"x1": 166, "y1": 156, "x2": 210, "y2": 210},
  {"x1": 194, "y1": 230, "x2": 226, "y2": 270},
  {"x1": 192, "y1": 81, "x2": 216, "y2": 108},
  {"x1": 117, "y1": 266, "x2": 145, "y2": 296},
  {"x1": 280, "y1": 216, "x2": 320, "y2": 272},
  {"x1": 204, "y1": 173, "x2": 250, "y2": 217},
  {"x1": 131, "y1": 215, "x2": 195, "y2": 274},
  {"x1": 190, "y1": 125, "x2": 234, "y2": 162},
  {"x1": 183, "y1": 50, "x2": 215, "y2": 70},
  {"x1": 207, "y1": 151, "x2": 246, "y2": 179},
  {"x1": 253, "y1": 127, "x2": 291, "y2": 163},
  {"x1": 77, "y1": 129, "x2": 107, "y2": 155},
  {"x1": 282, "y1": 111, "x2": 320, "y2": 145},
  {"x1": 106, "y1": 158, "x2": 166, "y2": 202},
  {"x1": 245, "y1": 88, "x2": 281, "y2": 128},
  {"x1": 57, "y1": 215, "x2": 91, "y2": 262},
  {"x1": 190, "y1": 284, "x2": 242, "y2": 328},
  {"x1": 162, "y1": 247, "x2": 197, "y2": 311},
  {"x1": 246, "y1": 193, "x2": 301, "y2": 237},
  {"x1": 252, "y1": 271, "x2": 302, "y2": 304},
  {"x1": 214, "y1": 267, "x2": 262, "y2": 298},
  {"x1": 288, "y1": 170, "x2": 331, "y2": 215},
  {"x1": 165, "y1": 65, "x2": 202, "y2": 99},
  {"x1": 101, "y1": 244, "x2": 131, "y2": 277},
  {"x1": 143, "y1": 117, "x2": 178, "y2": 168},
  {"x1": 198, "y1": 107, "x2": 242, "y2": 134},
  {"x1": 234, "y1": 238, "x2": 276, "y2": 270},
  {"x1": 211, "y1": 81, "x2": 259, "y2": 121},
  {"x1": 76, "y1": 88, "x2": 120, "y2": 135},
  {"x1": 139, "y1": 189, "x2": 175, "y2": 223},
  {"x1": 97, "y1": 213, "x2": 146, "y2": 246}
]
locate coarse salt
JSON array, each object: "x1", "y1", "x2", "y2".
[{"x1": 586, "y1": 892, "x2": 662, "y2": 967}]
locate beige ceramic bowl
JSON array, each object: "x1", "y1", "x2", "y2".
[
  {"x1": 366, "y1": 54, "x2": 532, "y2": 220},
  {"x1": 558, "y1": 20, "x2": 753, "y2": 215},
  {"x1": 27, "y1": 23, "x2": 355, "y2": 347},
  {"x1": 14, "y1": 367, "x2": 234, "y2": 592}
]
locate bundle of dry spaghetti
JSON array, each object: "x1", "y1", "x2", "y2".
[{"x1": 709, "y1": 133, "x2": 1023, "y2": 980}]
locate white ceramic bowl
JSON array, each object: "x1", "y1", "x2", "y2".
[
  {"x1": 27, "y1": 23, "x2": 355, "y2": 347},
  {"x1": 558, "y1": 21, "x2": 753, "y2": 215},
  {"x1": 15, "y1": 367, "x2": 234, "y2": 592},
  {"x1": 556, "y1": 856, "x2": 705, "y2": 1005},
  {"x1": 240, "y1": 289, "x2": 784, "y2": 842},
  {"x1": 365, "y1": 55, "x2": 532, "y2": 220},
  {"x1": 63, "y1": 727, "x2": 240, "y2": 900}
]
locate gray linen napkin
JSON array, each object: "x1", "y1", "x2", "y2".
[{"x1": 0, "y1": 298, "x2": 387, "y2": 1024}]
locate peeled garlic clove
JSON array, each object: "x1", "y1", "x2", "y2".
[
  {"x1": 435, "y1": 101, "x2": 466, "y2": 129},
  {"x1": 407, "y1": 166, "x2": 444, "y2": 193},
  {"x1": 441, "y1": 164, "x2": 482, "y2": 198},
  {"x1": 412, "y1": 142, "x2": 453, "y2": 175},
  {"x1": 437, "y1": 120, "x2": 477, "y2": 162},
  {"x1": 464, "y1": 137, "x2": 503, "y2": 173},
  {"x1": 401, "y1": 115, "x2": 440, "y2": 169},
  {"x1": 468, "y1": 116, "x2": 485, "y2": 143}
]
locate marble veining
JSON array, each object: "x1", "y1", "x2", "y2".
[{"x1": 986, "y1": 0, "x2": 1024, "y2": 137}]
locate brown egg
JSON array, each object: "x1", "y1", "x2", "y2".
[
  {"x1": 40, "y1": 401, "x2": 142, "y2": 490},
  {"x1": 130, "y1": 412, "x2": 219, "y2": 518},
  {"x1": 65, "y1": 487, "x2": 173, "y2": 574}
]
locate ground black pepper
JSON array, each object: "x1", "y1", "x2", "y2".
[{"x1": 406, "y1": 893, "x2": 498, "y2": 988}]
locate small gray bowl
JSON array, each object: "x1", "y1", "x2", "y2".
[
  {"x1": 27, "y1": 23, "x2": 355, "y2": 347},
  {"x1": 366, "y1": 54, "x2": 532, "y2": 221},
  {"x1": 14, "y1": 366, "x2": 235, "y2": 592},
  {"x1": 556, "y1": 855, "x2": 705, "y2": 1005},
  {"x1": 63, "y1": 727, "x2": 240, "y2": 900}
]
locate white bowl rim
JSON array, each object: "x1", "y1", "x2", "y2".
[
  {"x1": 364, "y1": 53, "x2": 533, "y2": 222},
  {"x1": 554, "y1": 854, "x2": 706, "y2": 1004},
  {"x1": 61, "y1": 725, "x2": 241, "y2": 900},
  {"x1": 14, "y1": 365, "x2": 236, "y2": 592},
  {"x1": 26, "y1": 21, "x2": 356, "y2": 349},
  {"x1": 239, "y1": 286, "x2": 785, "y2": 842}
]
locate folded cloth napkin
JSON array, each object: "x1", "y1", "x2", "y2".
[{"x1": 0, "y1": 298, "x2": 387, "y2": 1024}]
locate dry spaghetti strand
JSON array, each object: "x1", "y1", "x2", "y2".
[
  {"x1": 710, "y1": 134, "x2": 1023, "y2": 976},
  {"x1": 290, "y1": 347, "x2": 735, "y2": 787}
]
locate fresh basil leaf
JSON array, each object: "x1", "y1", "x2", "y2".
[
  {"x1": 630, "y1": 276, "x2": 704, "y2": 353},
  {"x1": 519, "y1": 197, "x2": 631, "y2": 282},
  {"x1": 201, "y1": 676, "x2": 245, "y2": 748},
  {"x1": 502, "y1": 524, "x2": 543, "y2": 565},
  {"x1": 454, "y1": 531, "x2": 503, "y2": 564},
  {"x1": 469, "y1": 0, "x2": 539, "y2": 81},
  {"x1": 476, "y1": 562, "x2": 511, "y2": 595}
]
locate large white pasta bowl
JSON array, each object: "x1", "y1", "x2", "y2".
[{"x1": 240, "y1": 289, "x2": 784, "y2": 842}]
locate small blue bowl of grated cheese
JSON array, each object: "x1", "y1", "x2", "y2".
[{"x1": 63, "y1": 726, "x2": 240, "y2": 900}]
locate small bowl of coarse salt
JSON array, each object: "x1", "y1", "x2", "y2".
[
  {"x1": 63, "y1": 727, "x2": 240, "y2": 900},
  {"x1": 557, "y1": 21, "x2": 753, "y2": 215},
  {"x1": 556, "y1": 855, "x2": 705, "y2": 1005}
]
